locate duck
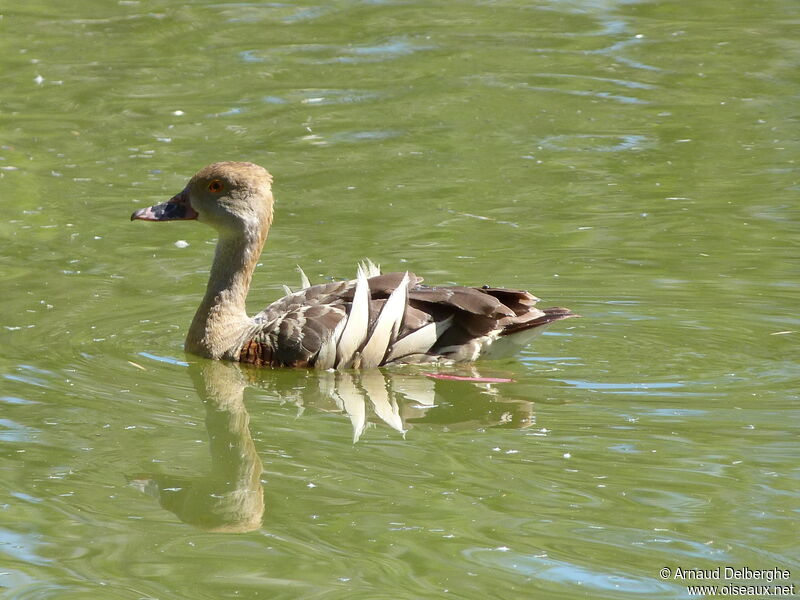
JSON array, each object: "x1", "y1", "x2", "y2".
[{"x1": 131, "y1": 161, "x2": 577, "y2": 368}]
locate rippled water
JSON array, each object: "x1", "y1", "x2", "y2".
[{"x1": 2, "y1": 0, "x2": 798, "y2": 598}]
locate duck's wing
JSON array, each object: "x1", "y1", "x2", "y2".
[
  {"x1": 240, "y1": 271, "x2": 422, "y2": 368},
  {"x1": 238, "y1": 269, "x2": 576, "y2": 368}
]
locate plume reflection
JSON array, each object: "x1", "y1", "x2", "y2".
[{"x1": 245, "y1": 366, "x2": 537, "y2": 443}]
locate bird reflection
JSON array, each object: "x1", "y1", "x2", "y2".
[
  {"x1": 244, "y1": 365, "x2": 537, "y2": 443},
  {"x1": 130, "y1": 361, "x2": 535, "y2": 530},
  {"x1": 129, "y1": 360, "x2": 264, "y2": 532}
]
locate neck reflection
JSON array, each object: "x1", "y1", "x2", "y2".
[{"x1": 129, "y1": 360, "x2": 264, "y2": 532}]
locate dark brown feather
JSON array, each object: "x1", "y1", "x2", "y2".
[
  {"x1": 478, "y1": 287, "x2": 539, "y2": 316},
  {"x1": 408, "y1": 286, "x2": 515, "y2": 318},
  {"x1": 499, "y1": 307, "x2": 578, "y2": 336},
  {"x1": 239, "y1": 339, "x2": 274, "y2": 366}
]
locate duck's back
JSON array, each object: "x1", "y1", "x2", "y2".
[{"x1": 238, "y1": 268, "x2": 575, "y2": 368}]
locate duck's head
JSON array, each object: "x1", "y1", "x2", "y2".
[{"x1": 131, "y1": 162, "x2": 274, "y2": 236}]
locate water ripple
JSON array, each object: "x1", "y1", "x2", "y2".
[
  {"x1": 261, "y1": 88, "x2": 383, "y2": 107},
  {"x1": 471, "y1": 73, "x2": 652, "y2": 105},
  {"x1": 463, "y1": 547, "x2": 679, "y2": 596},
  {"x1": 538, "y1": 134, "x2": 651, "y2": 152},
  {"x1": 240, "y1": 37, "x2": 434, "y2": 66}
]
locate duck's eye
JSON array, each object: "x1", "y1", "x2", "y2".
[{"x1": 208, "y1": 180, "x2": 224, "y2": 193}]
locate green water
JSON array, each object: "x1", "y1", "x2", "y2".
[{"x1": 1, "y1": 0, "x2": 798, "y2": 598}]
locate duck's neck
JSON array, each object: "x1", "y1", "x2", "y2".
[{"x1": 186, "y1": 225, "x2": 267, "y2": 359}]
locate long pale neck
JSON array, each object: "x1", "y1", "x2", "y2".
[{"x1": 186, "y1": 225, "x2": 267, "y2": 358}]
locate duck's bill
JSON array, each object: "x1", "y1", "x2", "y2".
[{"x1": 131, "y1": 190, "x2": 198, "y2": 221}]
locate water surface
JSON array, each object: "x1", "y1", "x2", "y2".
[{"x1": 1, "y1": 0, "x2": 798, "y2": 598}]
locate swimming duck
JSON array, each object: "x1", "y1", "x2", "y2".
[{"x1": 131, "y1": 162, "x2": 576, "y2": 368}]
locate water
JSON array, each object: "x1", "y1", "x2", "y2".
[{"x1": 1, "y1": 0, "x2": 798, "y2": 598}]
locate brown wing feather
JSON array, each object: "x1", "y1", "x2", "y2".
[{"x1": 408, "y1": 286, "x2": 515, "y2": 318}]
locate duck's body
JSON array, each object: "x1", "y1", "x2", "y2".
[{"x1": 132, "y1": 162, "x2": 576, "y2": 368}]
